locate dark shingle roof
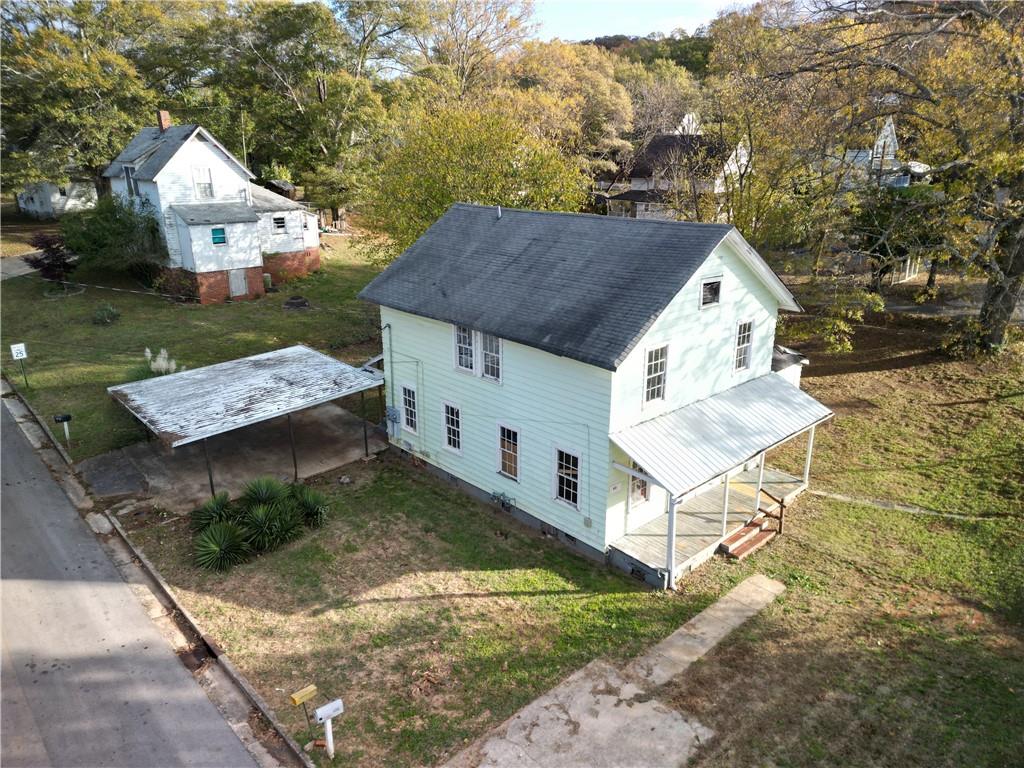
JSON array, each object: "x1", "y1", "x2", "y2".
[
  {"x1": 607, "y1": 189, "x2": 666, "y2": 203},
  {"x1": 358, "y1": 204, "x2": 734, "y2": 371},
  {"x1": 103, "y1": 125, "x2": 254, "y2": 181},
  {"x1": 630, "y1": 134, "x2": 729, "y2": 178}
]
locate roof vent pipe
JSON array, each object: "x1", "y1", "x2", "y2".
[{"x1": 497, "y1": 205, "x2": 501, "y2": 220}]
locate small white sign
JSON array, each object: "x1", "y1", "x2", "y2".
[
  {"x1": 314, "y1": 698, "x2": 344, "y2": 724},
  {"x1": 10, "y1": 343, "x2": 27, "y2": 361}
]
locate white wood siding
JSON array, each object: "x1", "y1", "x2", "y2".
[
  {"x1": 258, "y1": 210, "x2": 309, "y2": 255},
  {"x1": 381, "y1": 306, "x2": 613, "y2": 552},
  {"x1": 187, "y1": 222, "x2": 261, "y2": 273},
  {"x1": 152, "y1": 135, "x2": 250, "y2": 211},
  {"x1": 17, "y1": 182, "x2": 96, "y2": 218}
]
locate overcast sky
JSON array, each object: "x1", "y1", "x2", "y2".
[{"x1": 533, "y1": 0, "x2": 750, "y2": 41}]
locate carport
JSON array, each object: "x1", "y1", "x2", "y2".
[{"x1": 107, "y1": 345, "x2": 383, "y2": 496}]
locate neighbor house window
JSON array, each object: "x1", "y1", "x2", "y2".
[
  {"x1": 401, "y1": 386, "x2": 418, "y2": 433},
  {"x1": 629, "y1": 461, "x2": 650, "y2": 503},
  {"x1": 735, "y1": 321, "x2": 753, "y2": 371},
  {"x1": 443, "y1": 403, "x2": 461, "y2": 452},
  {"x1": 192, "y1": 167, "x2": 214, "y2": 199},
  {"x1": 211, "y1": 227, "x2": 227, "y2": 245},
  {"x1": 58, "y1": 186, "x2": 67, "y2": 197},
  {"x1": 455, "y1": 326, "x2": 474, "y2": 371},
  {"x1": 482, "y1": 334, "x2": 501, "y2": 381},
  {"x1": 700, "y1": 278, "x2": 722, "y2": 308},
  {"x1": 273, "y1": 215, "x2": 286, "y2": 232},
  {"x1": 302, "y1": 217, "x2": 309, "y2": 230},
  {"x1": 555, "y1": 449, "x2": 580, "y2": 507},
  {"x1": 123, "y1": 166, "x2": 139, "y2": 197},
  {"x1": 498, "y1": 425, "x2": 519, "y2": 480},
  {"x1": 644, "y1": 345, "x2": 668, "y2": 403}
]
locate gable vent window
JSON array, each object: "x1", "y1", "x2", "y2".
[
  {"x1": 735, "y1": 321, "x2": 753, "y2": 371},
  {"x1": 444, "y1": 403, "x2": 461, "y2": 452},
  {"x1": 273, "y1": 215, "x2": 287, "y2": 232},
  {"x1": 401, "y1": 386, "x2": 418, "y2": 434},
  {"x1": 701, "y1": 278, "x2": 722, "y2": 308},
  {"x1": 482, "y1": 333, "x2": 501, "y2": 381},
  {"x1": 555, "y1": 449, "x2": 580, "y2": 507},
  {"x1": 644, "y1": 345, "x2": 668, "y2": 403},
  {"x1": 123, "y1": 166, "x2": 139, "y2": 197},
  {"x1": 455, "y1": 326, "x2": 474, "y2": 371},
  {"x1": 498, "y1": 425, "x2": 519, "y2": 480},
  {"x1": 193, "y1": 167, "x2": 214, "y2": 200},
  {"x1": 630, "y1": 461, "x2": 650, "y2": 503}
]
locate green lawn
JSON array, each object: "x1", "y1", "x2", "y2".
[
  {"x1": 0, "y1": 237, "x2": 380, "y2": 460},
  {"x1": 0, "y1": 202, "x2": 60, "y2": 257}
]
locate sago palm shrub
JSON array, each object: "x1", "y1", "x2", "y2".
[{"x1": 194, "y1": 522, "x2": 249, "y2": 571}]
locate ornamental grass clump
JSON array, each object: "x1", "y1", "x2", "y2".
[
  {"x1": 291, "y1": 484, "x2": 330, "y2": 528},
  {"x1": 194, "y1": 522, "x2": 249, "y2": 571},
  {"x1": 190, "y1": 491, "x2": 233, "y2": 531},
  {"x1": 241, "y1": 477, "x2": 289, "y2": 509}
]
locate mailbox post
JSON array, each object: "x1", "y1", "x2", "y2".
[
  {"x1": 314, "y1": 698, "x2": 344, "y2": 760},
  {"x1": 53, "y1": 414, "x2": 72, "y2": 449}
]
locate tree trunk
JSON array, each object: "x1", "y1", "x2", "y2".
[
  {"x1": 978, "y1": 269, "x2": 1024, "y2": 349},
  {"x1": 925, "y1": 257, "x2": 939, "y2": 290}
]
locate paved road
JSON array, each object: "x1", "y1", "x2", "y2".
[
  {"x1": 0, "y1": 253, "x2": 38, "y2": 281},
  {"x1": 1, "y1": 406, "x2": 256, "y2": 767}
]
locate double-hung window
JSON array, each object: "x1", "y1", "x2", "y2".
[
  {"x1": 555, "y1": 449, "x2": 580, "y2": 507},
  {"x1": 482, "y1": 334, "x2": 501, "y2": 381},
  {"x1": 629, "y1": 462, "x2": 650, "y2": 503},
  {"x1": 123, "y1": 166, "x2": 139, "y2": 197},
  {"x1": 401, "y1": 386, "x2": 418, "y2": 433},
  {"x1": 700, "y1": 277, "x2": 722, "y2": 308},
  {"x1": 735, "y1": 321, "x2": 753, "y2": 371},
  {"x1": 211, "y1": 227, "x2": 227, "y2": 245},
  {"x1": 644, "y1": 345, "x2": 668, "y2": 403},
  {"x1": 192, "y1": 167, "x2": 214, "y2": 200},
  {"x1": 443, "y1": 403, "x2": 461, "y2": 452},
  {"x1": 455, "y1": 326, "x2": 474, "y2": 371},
  {"x1": 498, "y1": 425, "x2": 519, "y2": 480}
]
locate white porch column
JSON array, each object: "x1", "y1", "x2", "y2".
[
  {"x1": 803, "y1": 424, "x2": 817, "y2": 485},
  {"x1": 666, "y1": 496, "x2": 677, "y2": 590},
  {"x1": 754, "y1": 452, "x2": 766, "y2": 513},
  {"x1": 721, "y1": 475, "x2": 731, "y2": 537}
]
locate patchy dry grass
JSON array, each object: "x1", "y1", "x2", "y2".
[{"x1": 0, "y1": 202, "x2": 59, "y2": 257}]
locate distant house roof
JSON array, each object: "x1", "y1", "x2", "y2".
[
  {"x1": 607, "y1": 189, "x2": 666, "y2": 204},
  {"x1": 359, "y1": 204, "x2": 798, "y2": 371},
  {"x1": 103, "y1": 125, "x2": 254, "y2": 181},
  {"x1": 173, "y1": 201, "x2": 259, "y2": 225},
  {"x1": 249, "y1": 183, "x2": 306, "y2": 213},
  {"x1": 630, "y1": 134, "x2": 730, "y2": 179}
]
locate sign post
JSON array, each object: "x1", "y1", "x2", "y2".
[
  {"x1": 9, "y1": 343, "x2": 28, "y2": 388},
  {"x1": 289, "y1": 684, "x2": 318, "y2": 744},
  {"x1": 314, "y1": 698, "x2": 344, "y2": 760},
  {"x1": 54, "y1": 414, "x2": 72, "y2": 450}
]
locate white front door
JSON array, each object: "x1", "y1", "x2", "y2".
[{"x1": 228, "y1": 268, "x2": 248, "y2": 297}]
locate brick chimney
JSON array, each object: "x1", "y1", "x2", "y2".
[{"x1": 156, "y1": 110, "x2": 172, "y2": 132}]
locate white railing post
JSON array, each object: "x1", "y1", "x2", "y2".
[
  {"x1": 803, "y1": 424, "x2": 816, "y2": 486},
  {"x1": 754, "y1": 452, "x2": 766, "y2": 513},
  {"x1": 666, "y1": 496, "x2": 677, "y2": 590},
  {"x1": 721, "y1": 474, "x2": 730, "y2": 537}
]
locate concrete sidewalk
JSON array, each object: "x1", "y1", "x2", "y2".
[{"x1": 446, "y1": 575, "x2": 785, "y2": 768}]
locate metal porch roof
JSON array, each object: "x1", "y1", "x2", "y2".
[
  {"x1": 108, "y1": 346, "x2": 382, "y2": 447},
  {"x1": 611, "y1": 373, "x2": 833, "y2": 500}
]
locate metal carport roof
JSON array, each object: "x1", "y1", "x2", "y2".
[
  {"x1": 108, "y1": 345, "x2": 382, "y2": 448},
  {"x1": 611, "y1": 373, "x2": 833, "y2": 500}
]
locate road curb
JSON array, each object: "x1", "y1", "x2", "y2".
[
  {"x1": 1, "y1": 373, "x2": 75, "y2": 466},
  {"x1": 105, "y1": 514, "x2": 315, "y2": 768}
]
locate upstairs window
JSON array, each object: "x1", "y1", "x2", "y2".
[
  {"x1": 455, "y1": 326, "x2": 474, "y2": 371},
  {"x1": 735, "y1": 321, "x2": 753, "y2": 371},
  {"x1": 444, "y1": 403, "x2": 461, "y2": 452},
  {"x1": 192, "y1": 167, "x2": 214, "y2": 200},
  {"x1": 482, "y1": 334, "x2": 501, "y2": 381},
  {"x1": 123, "y1": 166, "x2": 139, "y2": 197},
  {"x1": 58, "y1": 186, "x2": 67, "y2": 197},
  {"x1": 498, "y1": 425, "x2": 519, "y2": 480},
  {"x1": 555, "y1": 449, "x2": 580, "y2": 507},
  {"x1": 273, "y1": 215, "x2": 287, "y2": 232},
  {"x1": 629, "y1": 461, "x2": 650, "y2": 503},
  {"x1": 211, "y1": 227, "x2": 227, "y2": 245},
  {"x1": 644, "y1": 345, "x2": 668, "y2": 403},
  {"x1": 401, "y1": 385, "x2": 418, "y2": 433},
  {"x1": 700, "y1": 278, "x2": 722, "y2": 308}
]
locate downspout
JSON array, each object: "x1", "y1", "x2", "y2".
[{"x1": 382, "y1": 322, "x2": 394, "y2": 436}]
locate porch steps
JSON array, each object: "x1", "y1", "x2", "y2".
[{"x1": 720, "y1": 515, "x2": 777, "y2": 561}]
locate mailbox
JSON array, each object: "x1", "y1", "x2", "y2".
[{"x1": 314, "y1": 698, "x2": 344, "y2": 724}]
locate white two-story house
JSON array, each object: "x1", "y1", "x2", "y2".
[
  {"x1": 103, "y1": 111, "x2": 319, "y2": 304},
  {"x1": 359, "y1": 204, "x2": 833, "y2": 588}
]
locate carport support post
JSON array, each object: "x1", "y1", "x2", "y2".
[
  {"x1": 360, "y1": 390, "x2": 369, "y2": 457},
  {"x1": 754, "y1": 452, "x2": 766, "y2": 513},
  {"x1": 665, "y1": 497, "x2": 677, "y2": 590},
  {"x1": 203, "y1": 439, "x2": 215, "y2": 497},
  {"x1": 803, "y1": 424, "x2": 816, "y2": 485},
  {"x1": 287, "y1": 413, "x2": 298, "y2": 482},
  {"x1": 721, "y1": 474, "x2": 731, "y2": 537}
]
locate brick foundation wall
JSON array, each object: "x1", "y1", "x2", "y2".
[
  {"x1": 263, "y1": 247, "x2": 321, "y2": 284},
  {"x1": 195, "y1": 266, "x2": 266, "y2": 305}
]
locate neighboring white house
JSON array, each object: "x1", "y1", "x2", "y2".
[
  {"x1": 16, "y1": 181, "x2": 97, "y2": 219},
  {"x1": 103, "y1": 110, "x2": 319, "y2": 303},
  {"x1": 842, "y1": 116, "x2": 932, "y2": 191},
  {"x1": 360, "y1": 204, "x2": 833, "y2": 588}
]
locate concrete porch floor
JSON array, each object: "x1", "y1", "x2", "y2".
[
  {"x1": 78, "y1": 402, "x2": 387, "y2": 513},
  {"x1": 609, "y1": 467, "x2": 804, "y2": 578}
]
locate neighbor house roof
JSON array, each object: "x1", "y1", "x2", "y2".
[
  {"x1": 630, "y1": 134, "x2": 730, "y2": 179},
  {"x1": 611, "y1": 373, "x2": 833, "y2": 499},
  {"x1": 249, "y1": 183, "x2": 306, "y2": 213},
  {"x1": 359, "y1": 204, "x2": 799, "y2": 371},
  {"x1": 606, "y1": 189, "x2": 667, "y2": 204},
  {"x1": 103, "y1": 125, "x2": 254, "y2": 181},
  {"x1": 172, "y1": 201, "x2": 259, "y2": 225}
]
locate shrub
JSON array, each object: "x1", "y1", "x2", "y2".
[
  {"x1": 191, "y1": 491, "x2": 232, "y2": 532},
  {"x1": 241, "y1": 477, "x2": 289, "y2": 509},
  {"x1": 276, "y1": 503, "x2": 305, "y2": 543},
  {"x1": 61, "y1": 195, "x2": 168, "y2": 279},
  {"x1": 194, "y1": 522, "x2": 249, "y2": 571},
  {"x1": 242, "y1": 503, "x2": 282, "y2": 553},
  {"x1": 291, "y1": 484, "x2": 329, "y2": 528},
  {"x1": 152, "y1": 268, "x2": 198, "y2": 301},
  {"x1": 24, "y1": 233, "x2": 76, "y2": 283},
  {"x1": 92, "y1": 303, "x2": 121, "y2": 325}
]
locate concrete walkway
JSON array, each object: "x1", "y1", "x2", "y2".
[
  {"x1": 0, "y1": 252, "x2": 38, "y2": 280},
  {"x1": 446, "y1": 574, "x2": 785, "y2": 768}
]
